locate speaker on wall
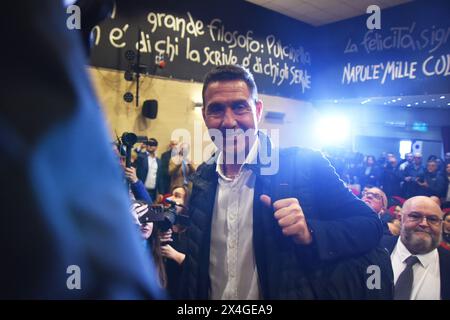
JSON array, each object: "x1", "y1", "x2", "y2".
[{"x1": 142, "y1": 100, "x2": 158, "y2": 119}]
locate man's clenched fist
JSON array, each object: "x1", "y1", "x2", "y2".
[{"x1": 260, "y1": 195, "x2": 312, "y2": 245}]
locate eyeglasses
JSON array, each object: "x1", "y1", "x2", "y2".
[
  {"x1": 362, "y1": 191, "x2": 383, "y2": 201},
  {"x1": 406, "y1": 212, "x2": 443, "y2": 226}
]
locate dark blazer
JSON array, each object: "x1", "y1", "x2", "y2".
[
  {"x1": 180, "y1": 145, "x2": 393, "y2": 299},
  {"x1": 381, "y1": 164, "x2": 402, "y2": 197},
  {"x1": 134, "y1": 153, "x2": 163, "y2": 193},
  {"x1": 159, "y1": 150, "x2": 173, "y2": 194},
  {"x1": 381, "y1": 235, "x2": 450, "y2": 300}
]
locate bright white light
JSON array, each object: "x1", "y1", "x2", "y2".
[
  {"x1": 406, "y1": 104, "x2": 411, "y2": 107},
  {"x1": 315, "y1": 116, "x2": 350, "y2": 146},
  {"x1": 440, "y1": 96, "x2": 445, "y2": 99},
  {"x1": 397, "y1": 98, "x2": 402, "y2": 101},
  {"x1": 399, "y1": 140, "x2": 412, "y2": 159}
]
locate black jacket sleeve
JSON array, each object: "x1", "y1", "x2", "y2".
[{"x1": 305, "y1": 151, "x2": 383, "y2": 261}]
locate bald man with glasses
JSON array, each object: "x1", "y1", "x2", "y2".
[
  {"x1": 362, "y1": 187, "x2": 400, "y2": 236},
  {"x1": 361, "y1": 187, "x2": 388, "y2": 216},
  {"x1": 381, "y1": 196, "x2": 450, "y2": 299}
]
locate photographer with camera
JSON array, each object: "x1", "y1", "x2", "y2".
[
  {"x1": 134, "y1": 138, "x2": 164, "y2": 202},
  {"x1": 113, "y1": 142, "x2": 153, "y2": 203},
  {"x1": 131, "y1": 201, "x2": 167, "y2": 289},
  {"x1": 131, "y1": 184, "x2": 192, "y2": 295},
  {"x1": 159, "y1": 185, "x2": 191, "y2": 298}
]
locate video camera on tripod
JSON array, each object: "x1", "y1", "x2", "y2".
[{"x1": 116, "y1": 132, "x2": 148, "y2": 168}]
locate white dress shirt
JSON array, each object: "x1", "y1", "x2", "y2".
[
  {"x1": 209, "y1": 139, "x2": 261, "y2": 300},
  {"x1": 144, "y1": 155, "x2": 158, "y2": 190},
  {"x1": 391, "y1": 237, "x2": 441, "y2": 300}
]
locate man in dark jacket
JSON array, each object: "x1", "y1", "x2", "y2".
[
  {"x1": 380, "y1": 196, "x2": 450, "y2": 300},
  {"x1": 134, "y1": 138, "x2": 163, "y2": 201},
  {"x1": 159, "y1": 140, "x2": 179, "y2": 195},
  {"x1": 402, "y1": 153, "x2": 426, "y2": 198},
  {"x1": 381, "y1": 153, "x2": 402, "y2": 198},
  {"x1": 416, "y1": 159, "x2": 446, "y2": 198},
  {"x1": 179, "y1": 65, "x2": 391, "y2": 300}
]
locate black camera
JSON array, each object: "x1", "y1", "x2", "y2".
[
  {"x1": 121, "y1": 132, "x2": 138, "y2": 147},
  {"x1": 137, "y1": 201, "x2": 189, "y2": 232},
  {"x1": 116, "y1": 132, "x2": 148, "y2": 168}
]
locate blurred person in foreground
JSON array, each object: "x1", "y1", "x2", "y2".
[{"x1": 0, "y1": 1, "x2": 162, "y2": 298}]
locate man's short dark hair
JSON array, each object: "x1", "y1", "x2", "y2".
[{"x1": 202, "y1": 65, "x2": 258, "y2": 105}]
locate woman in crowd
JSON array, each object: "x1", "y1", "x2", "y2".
[
  {"x1": 159, "y1": 185, "x2": 190, "y2": 298},
  {"x1": 168, "y1": 143, "x2": 196, "y2": 191},
  {"x1": 131, "y1": 202, "x2": 167, "y2": 289},
  {"x1": 359, "y1": 155, "x2": 380, "y2": 190}
]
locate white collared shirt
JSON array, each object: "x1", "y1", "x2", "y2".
[
  {"x1": 144, "y1": 155, "x2": 158, "y2": 190},
  {"x1": 391, "y1": 237, "x2": 441, "y2": 300},
  {"x1": 209, "y1": 138, "x2": 261, "y2": 300}
]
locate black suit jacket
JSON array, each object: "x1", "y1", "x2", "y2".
[
  {"x1": 159, "y1": 150, "x2": 172, "y2": 194},
  {"x1": 133, "y1": 153, "x2": 162, "y2": 193},
  {"x1": 380, "y1": 235, "x2": 450, "y2": 300},
  {"x1": 181, "y1": 146, "x2": 392, "y2": 299}
]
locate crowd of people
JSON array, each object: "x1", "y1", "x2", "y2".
[
  {"x1": 326, "y1": 150, "x2": 450, "y2": 255},
  {"x1": 325, "y1": 149, "x2": 449, "y2": 198}
]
